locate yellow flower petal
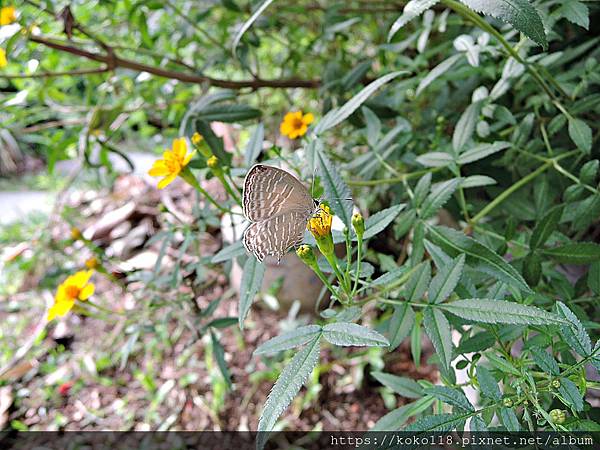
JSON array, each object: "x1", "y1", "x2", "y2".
[
  {"x1": 54, "y1": 285, "x2": 67, "y2": 303},
  {"x1": 182, "y1": 150, "x2": 196, "y2": 167},
  {"x1": 157, "y1": 173, "x2": 177, "y2": 189},
  {"x1": 284, "y1": 112, "x2": 296, "y2": 122},
  {"x1": 302, "y1": 113, "x2": 314, "y2": 125},
  {"x1": 72, "y1": 270, "x2": 93, "y2": 288},
  {"x1": 79, "y1": 283, "x2": 95, "y2": 300},
  {"x1": 53, "y1": 299, "x2": 75, "y2": 317},
  {"x1": 280, "y1": 121, "x2": 292, "y2": 136},
  {"x1": 0, "y1": 6, "x2": 16, "y2": 26},
  {"x1": 148, "y1": 164, "x2": 170, "y2": 177},
  {"x1": 292, "y1": 111, "x2": 303, "y2": 120},
  {"x1": 47, "y1": 305, "x2": 58, "y2": 321},
  {"x1": 297, "y1": 124, "x2": 308, "y2": 137},
  {"x1": 289, "y1": 129, "x2": 300, "y2": 139},
  {"x1": 172, "y1": 138, "x2": 186, "y2": 160},
  {"x1": 0, "y1": 48, "x2": 7, "y2": 69}
]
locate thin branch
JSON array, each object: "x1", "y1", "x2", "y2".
[
  {"x1": 28, "y1": 35, "x2": 320, "y2": 89},
  {"x1": 0, "y1": 66, "x2": 109, "y2": 79}
]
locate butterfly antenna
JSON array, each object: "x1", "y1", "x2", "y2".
[{"x1": 310, "y1": 167, "x2": 317, "y2": 199}]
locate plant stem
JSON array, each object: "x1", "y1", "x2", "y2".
[
  {"x1": 351, "y1": 235, "x2": 363, "y2": 298},
  {"x1": 347, "y1": 168, "x2": 440, "y2": 186}
]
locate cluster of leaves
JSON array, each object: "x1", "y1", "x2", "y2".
[{"x1": 1, "y1": 0, "x2": 599, "y2": 441}]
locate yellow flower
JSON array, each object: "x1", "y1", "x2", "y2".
[
  {"x1": 85, "y1": 257, "x2": 98, "y2": 269},
  {"x1": 0, "y1": 6, "x2": 16, "y2": 26},
  {"x1": 0, "y1": 48, "x2": 7, "y2": 68},
  {"x1": 207, "y1": 155, "x2": 219, "y2": 169},
  {"x1": 47, "y1": 270, "x2": 95, "y2": 321},
  {"x1": 148, "y1": 137, "x2": 196, "y2": 189},
  {"x1": 191, "y1": 132, "x2": 203, "y2": 145},
  {"x1": 280, "y1": 111, "x2": 314, "y2": 139},
  {"x1": 71, "y1": 227, "x2": 82, "y2": 240},
  {"x1": 307, "y1": 205, "x2": 332, "y2": 238}
]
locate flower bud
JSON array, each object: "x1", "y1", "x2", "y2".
[
  {"x1": 551, "y1": 379, "x2": 561, "y2": 389},
  {"x1": 191, "y1": 132, "x2": 203, "y2": 145},
  {"x1": 71, "y1": 227, "x2": 82, "y2": 240},
  {"x1": 549, "y1": 409, "x2": 566, "y2": 424},
  {"x1": 296, "y1": 245, "x2": 317, "y2": 266},
  {"x1": 502, "y1": 397, "x2": 513, "y2": 408},
  {"x1": 207, "y1": 155, "x2": 219, "y2": 169},
  {"x1": 85, "y1": 257, "x2": 98, "y2": 270},
  {"x1": 352, "y1": 213, "x2": 365, "y2": 237}
]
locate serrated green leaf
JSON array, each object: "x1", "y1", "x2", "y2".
[
  {"x1": 424, "y1": 386, "x2": 474, "y2": 412},
  {"x1": 372, "y1": 266, "x2": 409, "y2": 286},
  {"x1": 404, "y1": 262, "x2": 431, "y2": 301},
  {"x1": 315, "y1": 71, "x2": 407, "y2": 134},
  {"x1": 558, "y1": 378, "x2": 584, "y2": 412},
  {"x1": 477, "y1": 365, "x2": 501, "y2": 401},
  {"x1": 323, "y1": 322, "x2": 389, "y2": 347},
  {"x1": 588, "y1": 261, "x2": 600, "y2": 295},
  {"x1": 389, "y1": 303, "x2": 416, "y2": 350},
  {"x1": 486, "y1": 352, "x2": 521, "y2": 376},
  {"x1": 254, "y1": 325, "x2": 323, "y2": 355},
  {"x1": 441, "y1": 299, "x2": 566, "y2": 325},
  {"x1": 404, "y1": 412, "x2": 466, "y2": 431},
  {"x1": 388, "y1": 0, "x2": 441, "y2": 41},
  {"x1": 559, "y1": 0, "x2": 589, "y2": 29},
  {"x1": 459, "y1": 0, "x2": 547, "y2": 48},
  {"x1": 456, "y1": 332, "x2": 496, "y2": 353},
  {"x1": 416, "y1": 53, "x2": 463, "y2": 95},
  {"x1": 530, "y1": 347, "x2": 560, "y2": 376},
  {"x1": 316, "y1": 148, "x2": 353, "y2": 227},
  {"x1": 421, "y1": 178, "x2": 461, "y2": 220},
  {"x1": 211, "y1": 330, "x2": 232, "y2": 389},
  {"x1": 414, "y1": 173, "x2": 432, "y2": 208},
  {"x1": 568, "y1": 117, "x2": 592, "y2": 153},
  {"x1": 238, "y1": 257, "x2": 265, "y2": 328},
  {"x1": 500, "y1": 407, "x2": 520, "y2": 431},
  {"x1": 244, "y1": 123, "x2": 264, "y2": 167},
  {"x1": 470, "y1": 416, "x2": 488, "y2": 431},
  {"x1": 530, "y1": 205, "x2": 563, "y2": 250},
  {"x1": 212, "y1": 240, "x2": 246, "y2": 263},
  {"x1": 429, "y1": 254, "x2": 465, "y2": 303},
  {"x1": 457, "y1": 141, "x2": 511, "y2": 164},
  {"x1": 232, "y1": 0, "x2": 275, "y2": 54},
  {"x1": 542, "y1": 242, "x2": 600, "y2": 264},
  {"x1": 372, "y1": 371, "x2": 424, "y2": 398},
  {"x1": 358, "y1": 204, "x2": 406, "y2": 240},
  {"x1": 416, "y1": 151, "x2": 454, "y2": 167},
  {"x1": 453, "y1": 103, "x2": 481, "y2": 151},
  {"x1": 257, "y1": 336, "x2": 320, "y2": 449},
  {"x1": 427, "y1": 225, "x2": 531, "y2": 293},
  {"x1": 556, "y1": 301, "x2": 592, "y2": 356},
  {"x1": 423, "y1": 308, "x2": 452, "y2": 369},
  {"x1": 460, "y1": 175, "x2": 497, "y2": 188},
  {"x1": 371, "y1": 397, "x2": 435, "y2": 431}
]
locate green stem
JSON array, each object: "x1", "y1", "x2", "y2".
[
  {"x1": 351, "y1": 235, "x2": 363, "y2": 298},
  {"x1": 326, "y1": 253, "x2": 351, "y2": 294},
  {"x1": 217, "y1": 172, "x2": 243, "y2": 206},
  {"x1": 347, "y1": 168, "x2": 440, "y2": 186},
  {"x1": 180, "y1": 169, "x2": 239, "y2": 215},
  {"x1": 84, "y1": 299, "x2": 125, "y2": 316},
  {"x1": 309, "y1": 262, "x2": 337, "y2": 298}
]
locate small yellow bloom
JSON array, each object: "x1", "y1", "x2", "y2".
[
  {"x1": 280, "y1": 111, "x2": 314, "y2": 139},
  {"x1": 0, "y1": 6, "x2": 16, "y2": 26},
  {"x1": 352, "y1": 213, "x2": 365, "y2": 237},
  {"x1": 85, "y1": 257, "x2": 99, "y2": 269},
  {"x1": 71, "y1": 227, "x2": 82, "y2": 240},
  {"x1": 191, "y1": 132, "x2": 203, "y2": 145},
  {"x1": 0, "y1": 48, "x2": 7, "y2": 68},
  {"x1": 47, "y1": 270, "x2": 95, "y2": 321},
  {"x1": 148, "y1": 137, "x2": 196, "y2": 189},
  {"x1": 296, "y1": 244, "x2": 317, "y2": 265},
  {"x1": 307, "y1": 205, "x2": 332, "y2": 239},
  {"x1": 207, "y1": 155, "x2": 219, "y2": 169}
]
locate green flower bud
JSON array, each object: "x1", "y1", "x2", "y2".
[
  {"x1": 551, "y1": 379, "x2": 561, "y2": 389},
  {"x1": 549, "y1": 409, "x2": 566, "y2": 424},
  {"x1": 502, "y1": 397, "x2": 514, "y2": 408},
  {"x1": 207, "y1": 155, "x2": 219, "y2": 169},
  {"x1": 296, "y1": 245, "x2": 317, "y2": 266},
  {"x1": 352, "y1": 213, "x2": 365, "y2": 237}
]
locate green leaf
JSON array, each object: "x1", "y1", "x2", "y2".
[
  {"x1": 416, "y1": 151, "x2": 454, "y2": 167},
  {"x1": 588, "y1": 261, "x2": 600, "y2": 295},
  {"x1": 530, "y1": 347, "x2": 560, "y2": 376},
  {"x1": 523, "y1": 252, "x2": 542, "y2": 287},
  {"x1": 456, "y1": 332, "x2": 496, "y2": 353},
  {"x1": 559, "y1": 0, "x2": 589, "y2": 29},
  {"x1": 372, "y1": 266, "x2": 409, "y2": 286},
  {"x1": 413, "y1": 172, "x2": 432, "y2": 208},
  {"x1": 316, "y1": 148, "x2": 353, "y2": 227},
  {"x1": 388, "y1": 0, "x2": 441, "y2": 41},
  {"x1": 470, "y1": 416, "x2": 488, "y2": 431},
  {"x1": 568, "y1": 118, "x2": 592, "y2": 153},
  {"x1": 404, "y1": 262, "x2": 431, "y2": 301},
  {"x1": 558, "y1": 378, "x2": 584, "y2": 412},
  {"x1": 486, "y1": 352, "x2": 521, "y2": 376},
  {"x1": 542, "y1": 242, "x2": 600, "y2": 264},
  {"x1": 427, "y1": 225, "x2": 531, "y2": 293},
  {"x1": 211, "y1": 241, "x2": 246, "y2": 263},
  {"x1": 211, "y1": 330, "x2": 232, "y2": 390},
  {"x1": 232, "y1": 0, "x2": 275, "y2": 54},
  {"x1": 500, "y1": 407, "x2": 520, "y2": 431},
  {"x1": 423, "y1": 308, "x2": 452, "y2": 369},
  {"x1": 428, "y1": 254, "x2": 465, "y2": 303},
  {"x1": 424, "y1": 386, "x2": 474, "y2": 412},
  {"x1": 371, "y1": 397, "x2": 435, "y2": 431},
  {"x1": 441, "y1": 299, "x2": 567, "y2": 325},
  {"x1": 416, "y1": 53, "x2": 463, "y2": 96},
  {"x1": 322, "y1": 322, "x2": 389, "y2": 347},
  {"x1": 362, "y1": 106, "x2": 381, "y2": 147},
  {"x1": 453, "y1": 103, "x2": 481, "y2": 151},
  {"x1": 420, "y1": 178, "x2": 461, "y2": 220},
  {"x1": 457, "y1": 141, "x2": 511, "y2": 164},
  {"x1": 555, "y1": 301, "x2": 592, "y2": 356},
  {"x1": 238, "y1": 257, "x2": 265, "y2": 328},
  {"x1": 530, "y1": 205, "x2": 563, "y2": 250},
  {"x1": 359, "y1": 204, "x2": 406, "y2": 240},
  {"x1": 254, "y1": 325, "x2": 322, "y2": 355},
  {"x1": 477, "y1": 365, "x2": 501, "y2": 401},
  {"x1": 257, "y1": 336, "x2": 320, "y2": 449},
  {"x1": 404, "y1": 412, "x2": 466, "y2": 431},
  {"x1": 206, "y1": 317, "x2": 238, "y2": 329},
  {"x1": 459, "y1": 0, "x2": 547, "y2": 48},
  {"x1": 389, "y1": 303, "x2": 416, "y2": 350},
  {"x1": 193, "y1": 104, "x2": 261, "y2": 122},
  {"x1": 244, "y1": 123, "x2": 264, "y2": 167},
  {"x1": 372, "y1": 371, "x2": 424, "y2": 398},
  {"x1": 314, "y1": 71, "x2": 408, "y2": 134}
]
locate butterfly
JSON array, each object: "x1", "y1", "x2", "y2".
[{"x1": 242, "y1": 164, "x2": 318, "y2": 262}]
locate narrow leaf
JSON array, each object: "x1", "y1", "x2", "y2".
[
  {"x1": 232, "y1": 0, "x2": 275, "y2": 54},
  {"x1": 254, "y1": 325, "x2": 322, "y2": 355},
  {"x1": 530, "y1": 205, "x2": 563, "y2": 250},
  {"x1": 423, "y1": 308, "x2": 453, "y2": 369},
  {"x1": 500, "y1": 407, "x2": 521, "y2": 431},
  {"x1": 316, "y1": 149, "x2": 353, "y2": 227},
  {"x1": 388, "y1": 0, "x2": 441, "y2": 41},
  {"x1": 389, "y1": 303, "x2": 415, "y2": 350},
  {"x1": 453, "y1": 103, "x2": 481, "y2": 151},
  {"x1": 323, "y1": 322, "x2": 389, "y2": 347},
  {"x1": 429, "y1": 254, "x2": 465, "y2": 303},
  {"x1": 211, "y1": 330, "x2": 232, "y2": 389},
  {"x1": 359, "y1": 204, "x2": 406, "y2": 240},
  {"x1": 416, "y1": 53, "x2": 462, "y2": 96},
  {"x1": 555, "y1": 301, "x2": 592, "y2": 356},
  {"x1": 542, "y1": 242, "x2": 600, "y2": 264},
  {"x1": 568, "y1": 118, "x2": 592, "y2": 153},
  {"x1": 421, "y1": 178, "x2": 461, "y2": 220},
  {"x1": 371, "y1": 397, "x2": 435, "y2": 431},
  {"x1": 416, "y1": 151, "x2": 454, "y2": 167},
  {"x1": 372, "y1": 371, "x2": 424, "y2": 398},
  {"x1": 404, "y1": 412, "x2": 466, "y2": 431},
  {"x1": 244, "y1": 123, "x2": 264, "y2": 167},
  {"x1": 212, "y1": 240, "x2": 245, "y2": 263},
  {"x1": 477, "y1": 365, "x2": 501, "y2": 401},
  {"x1": 530, "y1": 347, "x2": 560, "y2": 376},
  {"x1": 558, "y1": 378, "x2": 584, "y2": 412},
  {"x1": 404, "y1": 262, "x2": 431, "y2": 301},
  {"x1": 457, "y1": 141, "x2": 511, "y2": 164},
  {"x1": 423, "y1": 386, "x2": 474, "y2": 412},
  {"x1": 238, "y1": 257, "x2": 265, "y2": 328},
  {"x1": 441, "y1": 299, "x2": 567, "y2": 325}
]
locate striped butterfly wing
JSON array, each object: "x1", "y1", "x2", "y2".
[
  {"x1": 243, "y1": 210, "x2": 311, "y2": 262},
  {"x1": 243, "y1": 164, "x2": 314, "y2": 222}
]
